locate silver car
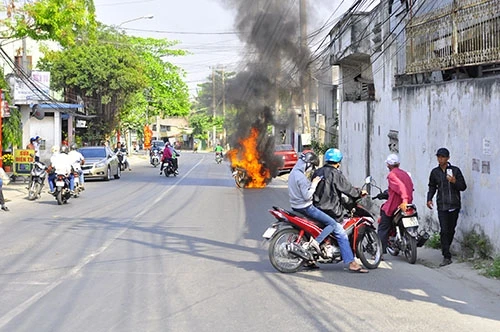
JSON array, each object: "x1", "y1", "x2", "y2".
[{"x1": 79, "y1": 146, "x2": 121, "y2": 181}]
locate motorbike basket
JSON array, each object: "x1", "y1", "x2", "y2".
[{"x1": 416, "y1": 230, "x2": 430, "y2": 247}]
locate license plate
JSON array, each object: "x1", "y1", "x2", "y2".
[
  {"x1": 402, "y1": 216, "x2": 419, "y2": 228},
  {"x1": 262, "y1": 227, "x2": 277, "y2": 239},
  {"x1": 56, "y1": 181, "x2": 64, "y2": 187}
]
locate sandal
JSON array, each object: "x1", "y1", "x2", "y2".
[{"x1": 349, "y1": 267, "x2": 369, "y2": 273}]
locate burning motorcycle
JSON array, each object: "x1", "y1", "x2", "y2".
[
  {"x1": 371, "y1": 181, "x2": 429, "y2": 264},
  {"x1": 52, "y1": 173, "x2": 72, "y2": 205},
  {"x1": 262, "y1": 176, "x2": 382, "y2": 273},
  {"x1": 231, "y1": 167, "x2": 249, "y2": 188},
  {"x1": 27, "y1": 160, "x2": 48, "y2": 201}
]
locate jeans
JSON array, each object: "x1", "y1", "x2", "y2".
[
  {"x1": 438, "y1": 209, "x2": 460, "y2": 259},
  {"x1": 48, "y1": 173, "x2": 74, "y2": 191},
  {"x1": 294, "y1": 204, "x2": 354, "y2": 264}
]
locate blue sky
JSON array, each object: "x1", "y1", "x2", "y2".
[{"x1": 94, "y1": 0, "x2": 377, "y2": 97}]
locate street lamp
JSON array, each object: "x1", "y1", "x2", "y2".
[{"x1": 118, "y1": 15, "x2": 154, "y2": 27}]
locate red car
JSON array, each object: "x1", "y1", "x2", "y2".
[{"x1": 274, "y1": 144, "x2": 298, "y2": 173}]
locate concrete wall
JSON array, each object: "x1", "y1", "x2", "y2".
[{"x1": 340, "y1": 77, "x2": 500, "y2": 254}]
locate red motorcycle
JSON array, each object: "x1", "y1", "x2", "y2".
[{"x1": 262, "y1": 177, "x2": 382, "y2": 273}]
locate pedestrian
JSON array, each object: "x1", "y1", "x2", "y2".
[
  {"x1": 0, "y1": 177, "x2": 9, "y2": 211},
  {"x1": 378, "y1": 154, "x2": 414, "y2": 256},
  {"x1": 33, "y1": 136, "x2": 42, "y2": 162},
  {"x1": 426, "y1": 148, "x2": 467, "y2": 267}
]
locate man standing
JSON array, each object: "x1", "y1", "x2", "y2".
[
  {"x1": 378, "y1": 154, "x2": 414, "y2": 256},
  {"x1": 427, "y1": 148, "x2": 467, "y2": 267}
]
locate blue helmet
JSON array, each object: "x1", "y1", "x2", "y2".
[{"x1": 324, "y1": 148, "x2": 343, "y2": 163}]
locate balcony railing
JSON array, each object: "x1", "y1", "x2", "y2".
[{"x1": 406, "y1": 0, "x2": 500, "y2": 74}]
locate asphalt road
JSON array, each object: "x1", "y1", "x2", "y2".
[{"x1": 0, "y1": 152, "x2": 499, "y2": 332}]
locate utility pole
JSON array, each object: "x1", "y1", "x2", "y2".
[
  {"x1": 300, "y1": 0, "x2": 311, "y2": 135},
  {"x1": 212, "y1": 67, "x2": 216, "y2": 148},
  {"x1": 221, "y1": 65, "x2": 226, "y2": 146}
]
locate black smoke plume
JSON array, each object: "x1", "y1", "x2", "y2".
[{"x1": 220, "y1": 0, "x2": 310, "y2": 177}]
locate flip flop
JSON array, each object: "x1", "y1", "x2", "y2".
[{"x1": 348, "y1": 267, "x2": 369, "y2": 273}]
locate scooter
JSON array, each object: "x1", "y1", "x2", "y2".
[
  {"x1": 52, "y1": 173, "x2": 72, "y2": 205},
  {"x1": 150, "y1": 149, "x2": 161, "y2": 167},
  {"x1": 371, "y1": 181, "x2": 429, "y2": 264},
  {"x1": 116, "y1": 150, "x2": 128, "y2": 171},
  {"x1": 27, "y1": 161, "x2": 48, "y2": 201},
  {"x1": 215, "y1": 152, "x2": 223, "y2": 164},
  {"x1": 262, "y1": 176, "x2": 382, "y2": 273}
]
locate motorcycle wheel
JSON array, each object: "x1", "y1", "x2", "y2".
[
  {"x1": 28, "y1": 181, "x2": 38, "y2": 200},
  {"x1": 356, "y1": 228, "x2": 382, "y2": 269},
  {"x1": 235, "y1": 172, "x2": 247, "y2": 188},
  {"x1": 268, "y1": 228, "x2": 305, "y2": 273},
  {"x1": 56, "y1": 191, "x2": 63, "y2": 205},
  {"x1": 403, "y1": 230, "x2": 418, "y2": 264}
]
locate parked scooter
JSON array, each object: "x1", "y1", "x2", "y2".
[
  {"x1": 371, "y1": 180, "x2": 429, "y2": 264},
  {"x1": 27, "y1": 160, "x2": 48, "y2": 201},
  {"x1": 52, "y1": 173, "x2": 72, "y2": 205},
  {"x1": 262, "y1": 176, "x2": 382, "y2": 273}
]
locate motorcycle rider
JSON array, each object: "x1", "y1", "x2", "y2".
[
  {"x1": 214, "y1": 142, "x2": 224, "y2": 159},
  {"x1": 150, "y1": 142, "x2": 162, "y2": 164},
  {"x1": 68, "y1": 143, "x2": 85, "y2": 190},
  {"x1": 114, "y1": 142, "x2": 131, "y2": 171},
  {"x1": 378, "y1": 154, "x2": 414, "y2": 255},
  {"x1": 48, "y1": 145, "x2": 75, "y2": 194},
  {"x1": 312, "y1": 148, "x2": 368, "y2": 232},
  {"x1": 160, "y1": 142, "x2": 179, "y2": 175},
  {"x1": 288, "y1": 151, "x2": 368, "y2": 273}
]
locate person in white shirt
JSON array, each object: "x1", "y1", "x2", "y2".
[
  {"x1": 48, "y1": 145, "x2": 74, "y2": 193},
  {"x1": 68, "y1": 143, "x2": 85, "y2": 190}
]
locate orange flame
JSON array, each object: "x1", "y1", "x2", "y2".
[{"x1": 227, "y1": 128, "x2": 271, "y2": 188}]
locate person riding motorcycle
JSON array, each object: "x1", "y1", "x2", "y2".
[
  {"x1": 48, "y1": 145, "x2": 75, "y2": 194},
  {"x1": 68, "y1": 143, "x2": 85, "y2": 190},
  {"x1": 160, "y1": 142, "x2": 179, "y2": 175},
  {"x1": 150, "y1": 142, "x2": 162, "y2": 164},
  {"x1": 312, "y1": 148, "x2": 367, "y2": 220},
  {"x1": 214, "y1": 143, "x2": 224, "y2": 159},
  {"x1": 114, "y1": 142, "x2": 131, "y2": 171},
  {"x1": 288, "y1": 151, "x2": 368, "y2": 273}
]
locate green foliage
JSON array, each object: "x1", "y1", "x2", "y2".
[
  {"x1": 189, "y1": 112, "x2": 223, "y2": 140},
  {"x1": 1, "y1": 0, "x2": 97, "y2": 47},
  {"x1": 460, "y1": 227, "x2": 493, "y2": 260},
  {"x1": 484, "y1": 257, "x2": 500, "y2": 278},
  {"x1": 425, "y1": 232, "x2": 441, "y2": 249},
  {"x1": 39, "y1": 27, "x2": 190, "y2": 139},
  {"x1": 0, "y1": 68, "x2": 22, "y2": 150},
  {"x1": 310, "y1": 139, "x2": 332, "y2": 155}
]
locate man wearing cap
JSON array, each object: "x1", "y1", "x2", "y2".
[
  {"x1": 427, "y1": 148, "x2": 467, "y2": 267},
  {"x1": 378, "y1": 154, "x2": 414, "y2": 255},
  {"x1": 33, "y1": 136, "x2": 41, "y2": 162}
]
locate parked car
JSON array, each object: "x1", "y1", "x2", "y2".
[
  {"x1": 79, "y1": 146, "x2": 121, "y2": 181},
  {"x1": 274, "y1": 144, "x2": 298, "y2": 173}
]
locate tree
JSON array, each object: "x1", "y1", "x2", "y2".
[
  {"x1": 39, "y1": 27, "x2": 191, "y2": 142},
  {"x1": 0, "y1": 68, "x2": 21, "y2": 150},
  {"x1": 1, "y1": 0, "x2": 97, "y2": 47}
]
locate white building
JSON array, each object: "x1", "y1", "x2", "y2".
[{"x1": 328, "y1": 0, "x2": 500, "y2": 253}]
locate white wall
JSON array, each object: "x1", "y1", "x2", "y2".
[{"x1": 340, "y1": 77, "x2": 500, "y2": 254}]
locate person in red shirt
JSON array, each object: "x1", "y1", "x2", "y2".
[
  {"x1": 159, "y1": 142, "x2": 173, "y2": 175},
  {"x1": 378, "y1": 154, "x2": 414, "y2": 255}
]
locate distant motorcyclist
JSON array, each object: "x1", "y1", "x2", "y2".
[
  {"x1": 160, "y1": 141, "x2": 179, "y2": 175},
  {"x1": 114, "y1": 142, "x2": 131, "y2": 171},
  {"x1": 215, "y1": 143, "x2": 224, "y2": 158},
  {"x1": 68, "y1": 143, "x2": 85, "y2": 190},
  {"x1": 150, "y1": 142, "x2": 162, "y2": 164}
]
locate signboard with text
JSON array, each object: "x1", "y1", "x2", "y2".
[{"x1": 14, "y1": 149, "x2": 35, "y2": 175}]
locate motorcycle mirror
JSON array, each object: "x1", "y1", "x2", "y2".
[{"x1": 364, "y1": 176, "x2": 372, "y2": 184}]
